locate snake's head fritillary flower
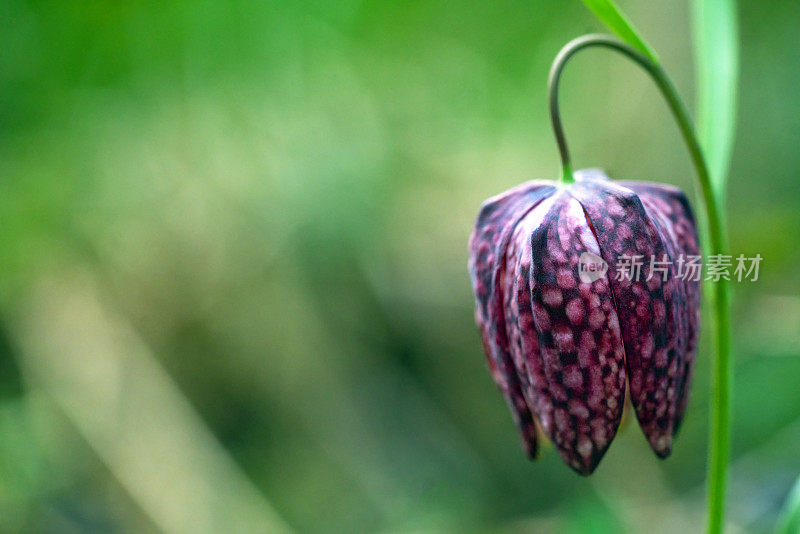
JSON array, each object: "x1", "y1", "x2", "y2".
[{"x1": 468, "y1": 169, "x2": 700, "y2": 475}]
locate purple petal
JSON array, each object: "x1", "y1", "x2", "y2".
[
  {"x1": 503, "y1": 200, "x2": 554, "y2": 451},
  {"x1": 618, "y1": 182, "x2": 701, "y2": 431},
  {"x1": 568, "y1": 174, "x2": 687, "y2": 457},
  {"x1": 468, "y1": 181, "x2": 555, "y2": 456},
  {"x1": 502, "y1": 219, "x2": 538, "y2": 405},
  {"x1": 524, "y1": 191, "x2": 627, "y2": 474}
]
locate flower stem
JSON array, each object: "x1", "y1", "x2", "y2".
[{"x1": 547, "y1": 34, "x2": 731, "y2": 534}]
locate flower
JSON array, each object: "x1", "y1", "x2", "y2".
[{"x1": 468, "y1": 169, "x2": 701, "y2": 475}]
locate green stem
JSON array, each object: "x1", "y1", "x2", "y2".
[{"x1": 548, "y1": 34, "x2": 731, "y2": 534}]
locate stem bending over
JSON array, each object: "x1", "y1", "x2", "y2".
[{"x1": 546, "y1": 34, "x2": 732, "y2": 534}]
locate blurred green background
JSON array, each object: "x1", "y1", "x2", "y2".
[{"x1": 1, "y1": 1, "x2": 799, "y2": 533}]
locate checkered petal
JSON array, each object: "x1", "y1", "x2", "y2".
[
  {"x1": 523, "y1": 191, "x2": 626, "y2": 474},
  {"x1": 569, "y1": 172, "x2": 688, "y2": 457},
  {"x1": 501, "y1": 199, "x2": 553, "y2": 458},
  {"x1": 468, "y1": 181, "x2": 555, "y2": 456},
  {"x1": 618, "y1": 182, "x2": 701, "y2": 432}
]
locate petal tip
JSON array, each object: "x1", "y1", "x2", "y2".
[
  {"x1": 571, "y1": 465, "x2": 594, "y2": 477},
  {"x1": 650, "y1": 434, "x2": 674, "y2": 459},
  {"x1": 565, "y1": 452, "x2": 603, "y2": 476}
]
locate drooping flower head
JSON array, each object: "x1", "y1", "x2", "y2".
[{"x1": 468, "y1": 169, "x2": 700, "y2": 475}]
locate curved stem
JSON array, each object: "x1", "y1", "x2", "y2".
[{"x1": 548, "y1": 34, "x2": 732, "y2": 534}]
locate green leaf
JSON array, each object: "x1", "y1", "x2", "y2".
[
  {"x1": 579, "y1": 0, "x2": 659, "y2": 64},
  {"x1": 776, "y1": 475, "x2": 800, "y2": 534},
  {"x1": 693, "y1": 0, "x2": 739, "y2": 200}
]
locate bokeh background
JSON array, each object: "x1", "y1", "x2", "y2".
[{"x1": 1, "y1": 1, "x2": 799, "y2": 533}]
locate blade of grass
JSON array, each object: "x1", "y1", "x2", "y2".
[
  {"x1": 579, "y1": 0, "x2": 659, "y2": 64},
  {"x1": 776, "y1": 476, "x2": 800, "y2": 534},
  {"x1": 692, "y1": 2, "x2": 738, "y2": 532},
  {"x1": 692, "y1": 0, "x2": 739, "y2": 199}
]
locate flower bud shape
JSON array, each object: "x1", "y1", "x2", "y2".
[{"x1": 468, "y1": 169, "x2": 701, "y2": 475}]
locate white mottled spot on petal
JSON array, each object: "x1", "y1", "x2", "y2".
[
  {"x1": 563, "y1": 366, "x2": 583, "y2": 389},
  {"x1": 577, "y1": 437, "x2": 593, "y2": 459},
  {"x1": 566, "y1": 299, "x2": 585, "y2": 325},
  {"x1": 589, "y1": 309, "x2": 605, "y2": 329},
  {"x1": 557, "y1": 269, "x2": 576, "y2": 289},
  {"x1": 543, "y1": 288, "x2": 563, "y2": 307}
]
